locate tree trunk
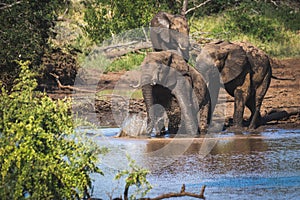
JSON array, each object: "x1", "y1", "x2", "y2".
[{"x1": 181, "y1": 0, "x2": 188, "y2": 16}]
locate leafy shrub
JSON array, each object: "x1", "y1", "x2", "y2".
[
  {"x1": 223, "y1": 2, "x2": 283, "y2": 43},
  {"x1": 82, "y1": 0, "x2": 169, "y2": 43},
  {"x1": 189, "y1": 0, "x2": 300, "y2": 57},
  {"x1": 106, "y1": 53, "x2": 146, "y2": 72},
  {"x1": 0, "y1": 0, "x2": 67, "y2": 89},
  {"x1": 0, "y1": 61, "x2": 103, "y2": 199},
  {"x1": 115, "y1": 155, "x2": 152, "y2": 200}
]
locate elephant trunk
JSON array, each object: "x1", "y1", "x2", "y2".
[
  {"x1": 130, "y1": 64, "x2": 157, "y2": 88},
  {"x1": 142, "y1": 84, "x2": 154, "y2": 134}
]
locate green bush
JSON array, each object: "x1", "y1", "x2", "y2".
[
  {"x1": 0, "y1": 61, "x2": 103, "y2": 199},
  {"x1": 189, "y1": 0, "x2": 300, "y2": 57},
  {"x1": 115, "y1": 155, "x2": 152, "y2": 200},
  {"x1": 0, "y1": 0, "x2": 67, "y2": 89},
  {"x1": 106, "y1": 53, "x2": 146, "y2": 72},
  {"x1": 82, "y1": 0, "x2": 170, "y2": 43}
]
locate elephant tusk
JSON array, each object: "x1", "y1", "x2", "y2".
[
  {"x1": 130, "y1": 83, "x2": 141, "y2": 88},
  {"x1": 178, "y1": 43, "x2": 187, "y2": 50},
  {"x1": 130, "y1": 79, "x2": 141, "y2": 88},
  {"x1": 151, "y1": 81, "x2": 157, "y2": 86}
]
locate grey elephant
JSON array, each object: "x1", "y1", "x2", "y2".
[
  {"x1": 134, "y1": 50, "x2": 211, "y2": 135},
  {"x1": 150, "y1": 11, "x2": 190, "y2": 61},
  {"x1": 195, "y1": 41, "x2": 271, "y2": 129}
]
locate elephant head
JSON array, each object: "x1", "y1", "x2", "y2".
[
  {"x1": 150, "y1": 11, "x2": 190, "y2": 61},
  {"x1": 196, "y1": 41, "x2": 249, "y2": 85}
]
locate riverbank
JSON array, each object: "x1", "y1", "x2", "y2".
[{"x1": 49, "y1": 57, "x2": 300, "y2": 130}]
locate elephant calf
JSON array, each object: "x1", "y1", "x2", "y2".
[
  {"x1": 135, "y1": 50, "x2": 211, "y2": 135},
  {"x1": 195, "y1": 41, "x2": 271, "y2": 129}
]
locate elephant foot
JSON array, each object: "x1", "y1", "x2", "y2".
[
  {"x1": 155, "y1": 128, "x2": 167, "y2": 137},
  {"x1": 226, "y1": 125, "x2": 247, "y2": 134},
  {"x1": 249, "y1": 115, "x2": 264, "y2": 129}
]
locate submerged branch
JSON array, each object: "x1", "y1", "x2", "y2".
[{"x1": 133, "y1": 184, "x2": 206, "y2": 200}]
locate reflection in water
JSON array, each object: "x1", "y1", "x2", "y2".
[{"x1": 91, "y1": 129, "x2": 300, "y2": 199}]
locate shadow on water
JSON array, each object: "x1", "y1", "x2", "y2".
[{"x1": 83, "y1": 128, "x2": 300, "y2": 199}]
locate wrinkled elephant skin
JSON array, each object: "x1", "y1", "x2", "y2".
[
  {"x1": 139, "y1": 51, "x2": 211, "y2": 135},
  {"x1": 195, "y1": 41, "x2": 271, "y2": 129}
]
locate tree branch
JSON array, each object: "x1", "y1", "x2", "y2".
[
  {"x1": 263, "y1": 108, "x2": 300, "y2": 123},
  {"x1": 185, "y1": 0, "x2": 212, "y2": 15},
  {"x1": 50, "y1": 73, "x2": 94, "y2": 93},
  {"x1": 92, "y1": 41, "x2": 152, "y2": 60},
  {"x1": 181, "y1": 0, "x2": 189, "y2": 16},
  {"x1": 140, "y1": 184, "x2": 206, "y2": 200},
  {"x1": 0, "y1": 1, "x2": 23, "y2": 10}
]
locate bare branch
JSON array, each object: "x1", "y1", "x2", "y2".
[
  {"x1": 50, "y1": 73, "x2": 94, "y2": 93},
  {"x1": 181, "y1": 0, "x2": 189, "y2": 16},
  {"x1": 263, "y1": 108, "x2": 300, "y2": 123},
  {"x1": 270, "y1": 0, "x2": 278, "y2": 7},
  {"x1": 0, "y1": 1, "x2": 23, "y2": 10},
  {"x1": 139, "y1": 185, "x2": 206, "y2": 200},
  {"x1": 96, "y1": 41, "x2": 152, "y2": 59},
  {"x1": 185, "y1": 0, "x2": 212, "y2": 15}
]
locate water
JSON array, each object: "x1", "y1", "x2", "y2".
[{"x1": 85, "y1": 128, "x2": 300, "y2": 199}]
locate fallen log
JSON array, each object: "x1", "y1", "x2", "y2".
[
  {"x1": 263, "y1": 108, "x2": 299, "y2": 123},
  {"x1": 139, "y1": 185, "x2": 206, "y2": 200}
]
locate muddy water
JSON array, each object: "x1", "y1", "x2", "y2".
[{"x1": 87, "y1": 128, "x2": 300, "y2": 199}]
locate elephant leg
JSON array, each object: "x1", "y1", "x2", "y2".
[
  {"x1": 208, "y1": 78, "x2": 221, "y2": 114},
  {"x1": 246, "y1": 95, "x2": 256, "y2": 124},
  {"x1": 151, "y1": 104, "x2": 166, "y2": 135},
  {"x1": 233, "y1": 73, "x2": 251, "y2": 127},
  {"x1": 198, "y1": 103, "x2": 210, "y2": 134},
  {"x1": 145, "y1": 106, "x2": 165, "y2": 135},
  {"x1": 167, "y1": 113, "x2": 180, "y2": 134},
  {"x1": 166, "y1": 98, "x2": 180, "y2": 134},
  {"x1": 249, "y1": 70, "x2": 271, "y2": 129},
  {"x1": 172, "y1": 78, "x2": 198, "y2": 135}
]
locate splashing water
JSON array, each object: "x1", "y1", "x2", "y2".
[{"x1": 117, "y1": 114, "x2": 147, "y2": 137}]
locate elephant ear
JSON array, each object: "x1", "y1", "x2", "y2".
[
  {"x1": 160, "y1": 53, "x2": 177, "y2": 88},
  {"x1": 156, "y1": 13, "x2": 171, "y2": 42},
  {"x1": 220, "y1": 44, "x2": 248, "y2": 84},
  {"x1": 163, "y1": 65, "x2": 177, "y2": 89}
]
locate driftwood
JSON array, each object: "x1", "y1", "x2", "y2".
[
  {"x1": 50, "y1": 73, "x2": 94, "y2": 93},
  {"x1": 263, "y1": 108, "x2": 299, "y2": 123},
  {"x1": 86, "y1": 184, "x2": 205, "y2": 200},
  {"x1": 139, "y1": 185, "x2": 206, "y2": 200},
  {"x1": 92, "y1": 41, "x2": 152, "y2": 60}
]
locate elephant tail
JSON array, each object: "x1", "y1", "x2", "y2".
[{"x1": 271, "y1": 75, "x2": 295, "y2": 81}]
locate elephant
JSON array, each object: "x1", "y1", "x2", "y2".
[
  {"x1": 150, "y1": 11, "x2": 190, "y2": 61},
  {"x1": 195, "y1": 41, "x2": 272, "y2": 129},
  {"x1": 133, "y1": 50, "x2": 211, "y2": 135}
]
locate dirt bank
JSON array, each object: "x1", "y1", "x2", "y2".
[{"x1": 50, "y1": 58, "x2": 300, "y2": 130}]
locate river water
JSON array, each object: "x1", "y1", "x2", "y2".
[{"x1": 85, "y1": 128, "x2": 300, "y2": 199}]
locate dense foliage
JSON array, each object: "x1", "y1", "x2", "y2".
[
  {"x1": 0, "y1": 61, "x2": 102, "y2": 199},
  {"x1": 189, "y1": 0, "x2": 300, "y2": 57},
  {"x1": 115, "y1": 155, "x2": 152, "y2": 200},
  {"x1": 82, "y1": 0, "x2": 168, "y2": 43},
  {"x1": 0, "y1": 0, "x2": 67, "y2": 88}
]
